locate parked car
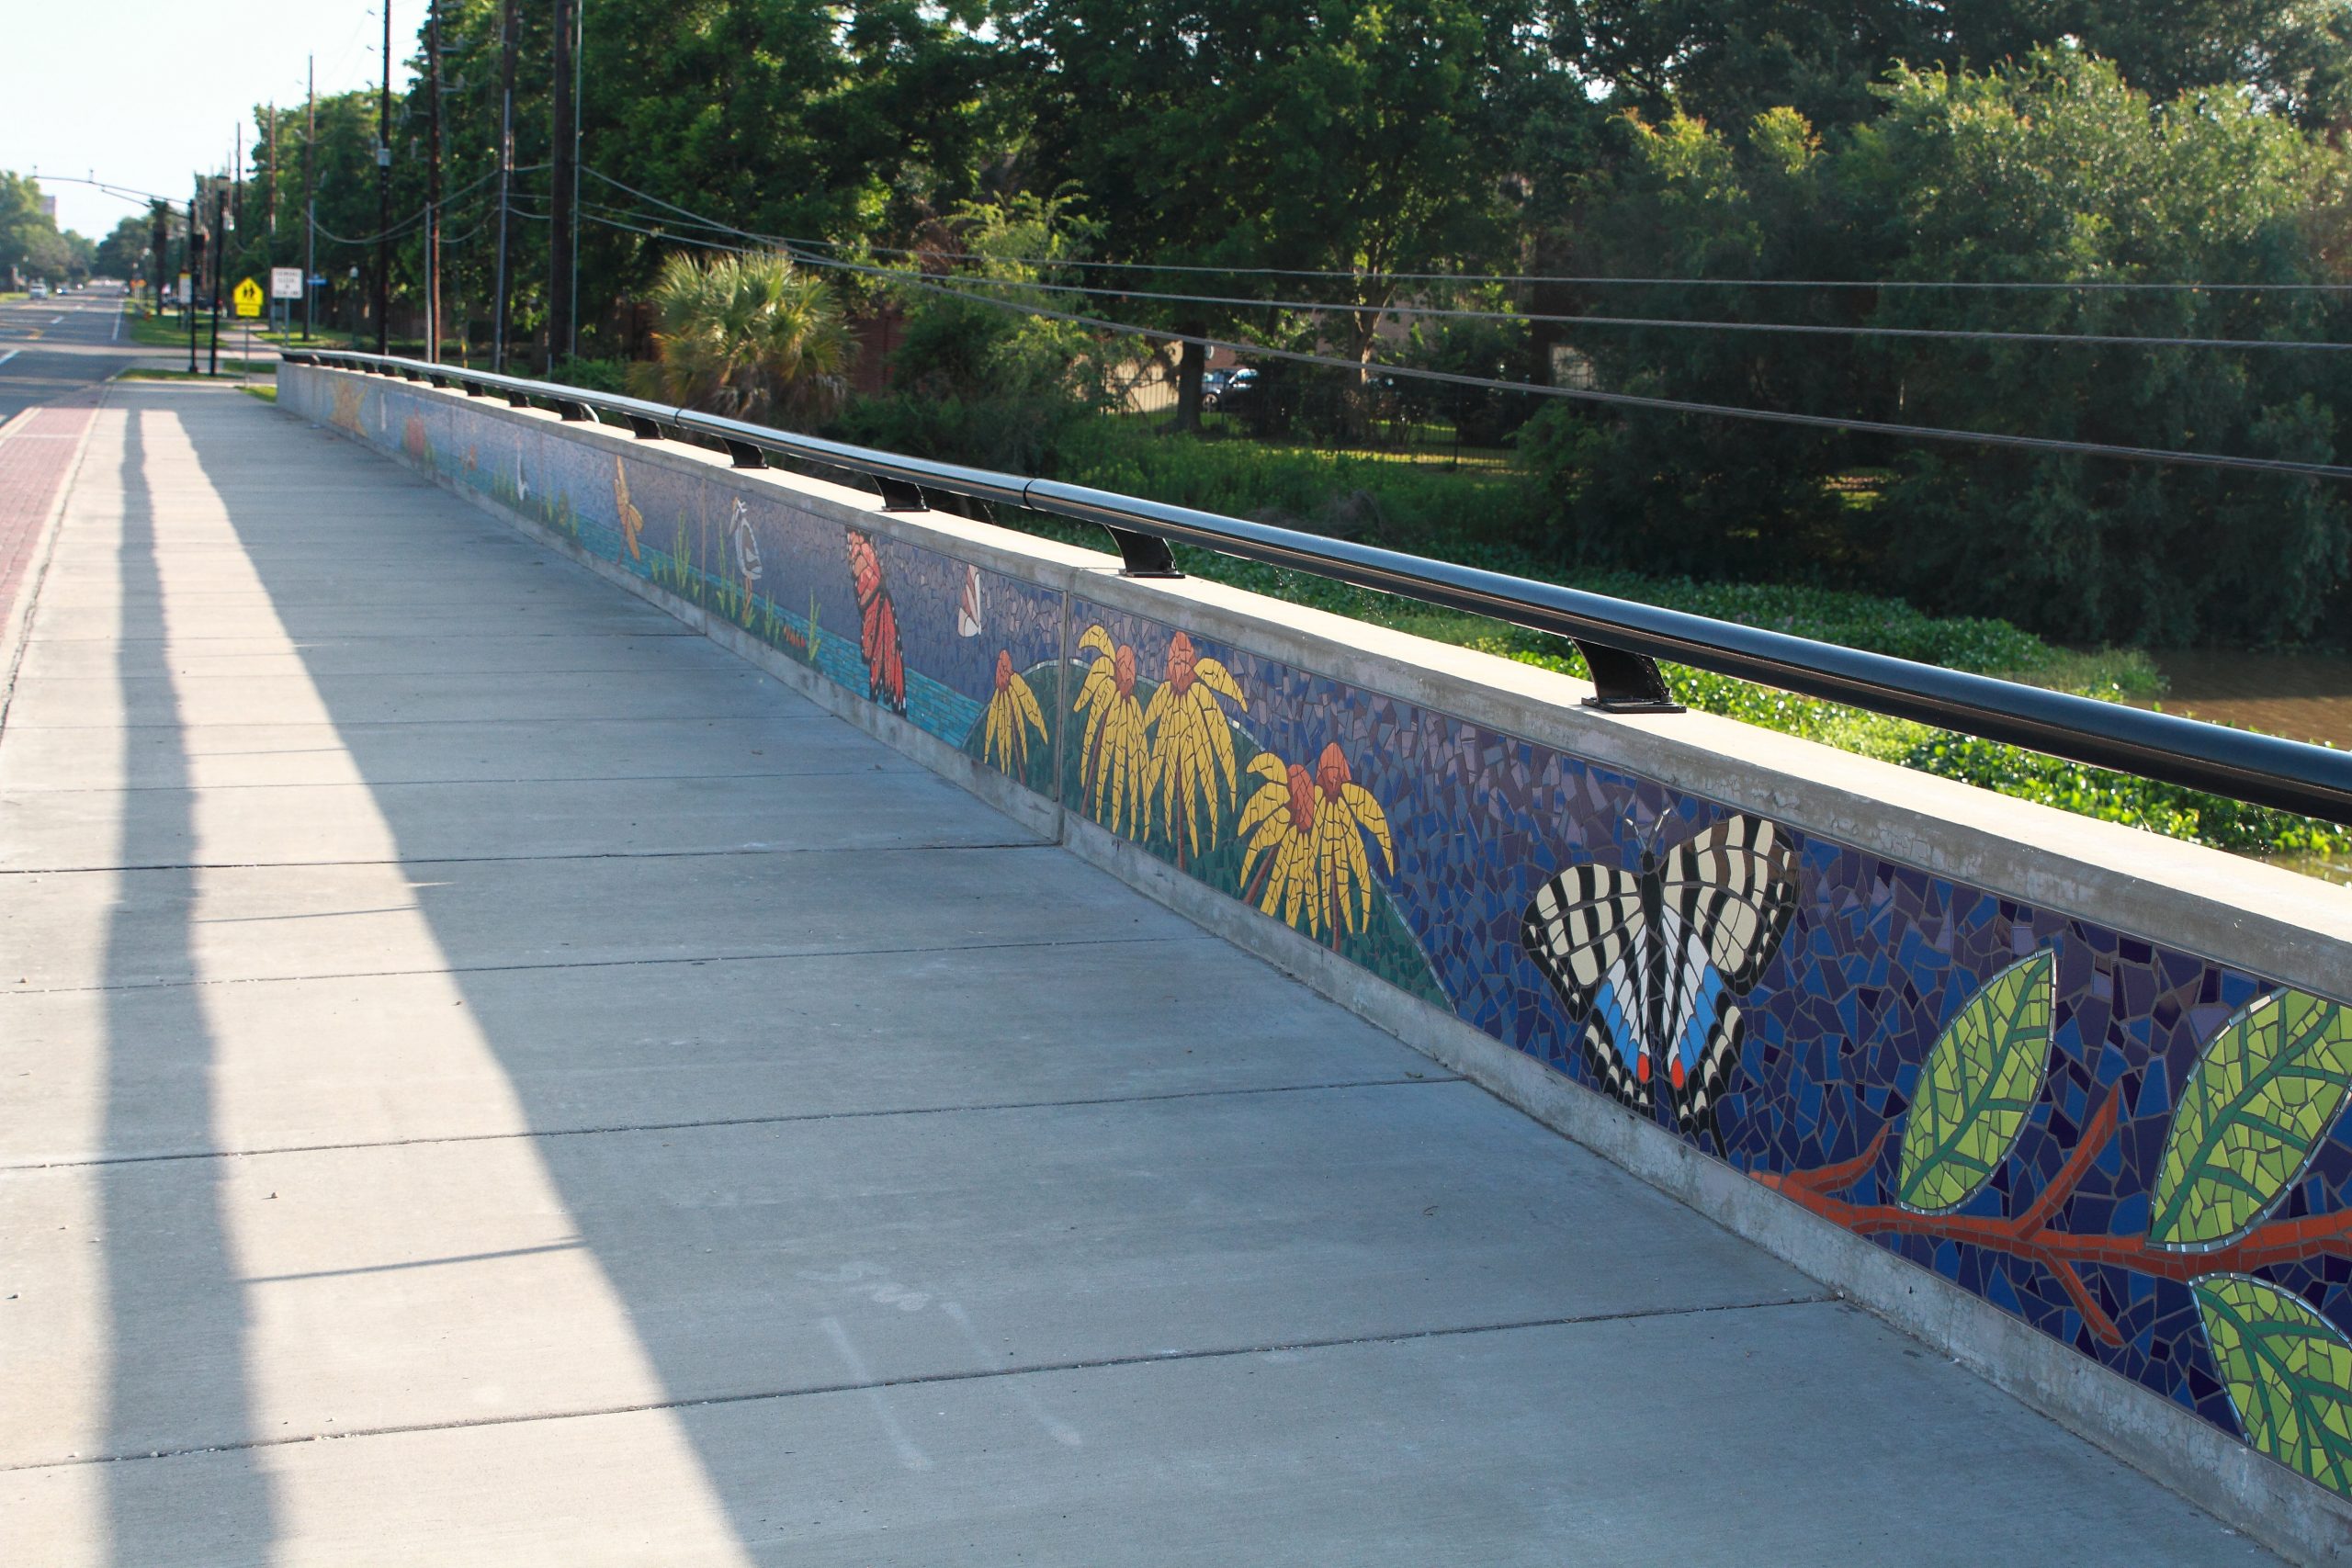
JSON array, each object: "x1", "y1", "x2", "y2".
[
  {"x1": 1212, "y1": 367, "x2": 1295, "y2": 434},
  {"x1": 27, "y1": 283, "x2": 48, "y2": 299},
  {"x1": 1202, "y1": 367, "x2": 1257, "y2": 410}
]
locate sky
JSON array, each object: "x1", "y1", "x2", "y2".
[{"x1": 0, "y1": 0, "x2": 417, "y2": 240}]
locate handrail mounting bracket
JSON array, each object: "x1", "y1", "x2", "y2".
[
  {"x1": 1107, "y1": 526, "x2": 1182, "y2": 579},
  {"x1": 1576, "y1": 642, "x2": 1685, "y2": 714}
]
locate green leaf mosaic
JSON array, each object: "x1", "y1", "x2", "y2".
[
  {"x1": 2196, "y1": 1274, "x2": 2352, "y2": 1495},
  {"x1": 1896, "y1": 950, "x2": 2054, "y2": 1213},
  {"x1": 2152, "y1": 991, "x2": 2352, "y2": 1250}
]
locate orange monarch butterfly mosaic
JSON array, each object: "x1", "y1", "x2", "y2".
[{"x1": 844, "y1": 527, "x2": 907, "y2": 715}]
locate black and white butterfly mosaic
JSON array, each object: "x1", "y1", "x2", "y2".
[{"x1": 1519, "y1": 812, "x2": 1801, "y2": 1149}]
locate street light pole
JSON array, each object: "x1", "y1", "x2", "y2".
[
  {"x1": 149, "y1": 201, "x2": 168, "y2": 325},
  {"x1": 426, "y1": 0, "x2": 442, "y2": 364},
  {"x1": 492, "y1": 0, "x2": 516, "y2": 372},
  {"x1": 304, "y1": 56, "x2": 316, "y2": 344},
  {"x1": 549, "y1": 0, "x2": 576, "y2": 375},
  {"x1": 209, "y1": 177, "x2": 224, "y2": 376},
  {"x1": 187, "y1": 177, "x2": 202, "y2": 374},
  {"x1": 375, "y1": 0, "x2": 391, "y2": 355}
]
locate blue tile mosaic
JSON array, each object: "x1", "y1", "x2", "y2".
[{"x1": 298, "y1": 366, "x2": 2352, "y2": 1501}]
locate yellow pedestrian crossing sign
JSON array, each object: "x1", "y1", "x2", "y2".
[{"x1": 232, "y1": 276, "x2": 264, "y2": 319}]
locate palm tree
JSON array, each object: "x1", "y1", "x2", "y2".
[{"x1": 628, "y1": 250, "x2": 854, "y2": 427}]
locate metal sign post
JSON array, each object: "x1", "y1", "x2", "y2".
[
  {"x1": 232, "y1": 278, "x2": 264, "y2": 383},
  {"x1": 270, "y1": 267, "x2": 301, "y2": 355}
]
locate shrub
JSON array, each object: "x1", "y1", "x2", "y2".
[{"x1": 547, "y1": 355, "x2": 631, "y2": 396}]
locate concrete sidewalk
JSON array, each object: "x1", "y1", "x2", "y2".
[{"x1": 0, "y1": 386, "x2": 2275, "y2": 1564}]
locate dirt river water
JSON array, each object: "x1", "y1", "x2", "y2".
[
  {"x1": 2153, "y1": 650, "x2": 2352, "y2": 750},
  {"x1": 2144, "y1": 650, "x2": 2352, "y2": 885}
]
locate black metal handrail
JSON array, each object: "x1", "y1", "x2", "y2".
[{"x1": 282, "y1": 349, "x2": 2352, "y2": 828}]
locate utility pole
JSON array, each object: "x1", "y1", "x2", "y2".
[
  {"x1": 426, "y1": 0, "x2": 442, "y2": 363},
  {"x1": 265, "y1": 104, "x2": 277, "y2": 335},
  {"x1": 304, "y1": 56, "x2": 316, "y2": 343},
  {"x1": 492, "y1": 0, "x2": 517, "y2": 371},
  {"x1": 149, "y1": 201, "x2": 168, "y2": 320},
  {"x1": 376, "y1": 0, "x2": 392, "y2": 355},
  {"x1": 209, "y1": 175, "x2": 224, "y2": 376},
  {"x1": 549, "y1": 0, "x2": 576, "y2": 373},
  {"x1": 187, "y1": 175, "x2": 203, "y2": 373},
  {"x1": 571, "y1": 0, "x2": 584, "y2": 360}
]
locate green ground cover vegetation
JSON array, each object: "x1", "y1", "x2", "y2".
[
  {"x1": 119, "y1": 364, "x2": 276, "y2": 380},
  {"x1": 816, "y1": 392, "x2": 2346, "y2": 863}
]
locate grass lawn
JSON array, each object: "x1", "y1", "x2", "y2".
[
  {"x1": 117, "y1": 364, "x2": 276, "y2": 380},
  {"x1": 124, "y1": 309, "x2": 220, "y2": 351}
]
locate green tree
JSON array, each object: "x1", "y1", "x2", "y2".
[
  {"x1": 1002, "y1": 1, "x2": 1574, "y2": 419},
  {"x1": 1571, "y1": 0, "x2": 1952, "y2": 132},
  {"x1": 1859, "y1": 51, "x2": 2352, "y2": 644},
  {"x1": 2026, "y1": 2, "x2": 2352, "y2": 130},
  {"x1": 1522, "y1": 104, "x2": 1864, "y2": 581},
  {"x1": 886, "y1": 190, "x2": 1110, "y2": 400},
  {"x1": 573, "y1": 0, "x2": 1004, "y2": 347},
  {"x1": 0, "y1": 173, "x2": 70, "y2": 284},
  {"x1": 94, "y1": 216, "x2": 151, "y2": 283},
  {"x1": 1570, "y1": 0, "x2": 2352, "y2": 134},
  {"x1": 1531, "y1": 48, "x2": 2352, "y2": 645}
]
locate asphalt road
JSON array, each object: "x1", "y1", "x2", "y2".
[{"x1": 0, "y1": 284, "x2": 143, "y2": 422}]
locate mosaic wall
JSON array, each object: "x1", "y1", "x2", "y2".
[{"x1": 292, "y1": 367, "x2": 2352, "y2": 1502}]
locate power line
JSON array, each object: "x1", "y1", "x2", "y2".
[
  {"x1": 781, "y1": 262, "x2": 2352, "y2": 355},
  {"x1": 577, "y1": 209, "x2": 2352, "y2": 485},
  {"x1": 312, "y1": 187, "x2": 481, "y2": 248},
  {"x1": 582, "y1": 197, "x2": 2352, "y2": 352},
  {"x1": 311, "y1": 209, "x2": 426, "y2": 247},
  {"x1": 581, "y1": 168, "x2": 773, "y2": 240},
  {"x1": 306, "y1": 164, "x2": 529, "y2": 249},
  {"x1": 578, "y1": 167, "x2": 2352, "y2": 296}
]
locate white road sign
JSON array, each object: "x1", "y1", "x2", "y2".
[{"x1": 270, "y1": 266, "x2": 303, "y2": 300}]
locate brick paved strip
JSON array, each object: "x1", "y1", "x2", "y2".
[{"x1": 0, "y1": 391, "x2": 102, "y2": 669}]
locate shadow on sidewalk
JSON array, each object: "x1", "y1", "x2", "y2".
[{"x1": 98, "y1": 404, "x2": 277, "y2": 1559}]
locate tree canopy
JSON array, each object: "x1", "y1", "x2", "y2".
[
  {"x1": 234, "y1": 0, "x2": 2352, "y2": 645},
  {"x1": 0, "y1": 174, "x2": 92, "y2": 286}
]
